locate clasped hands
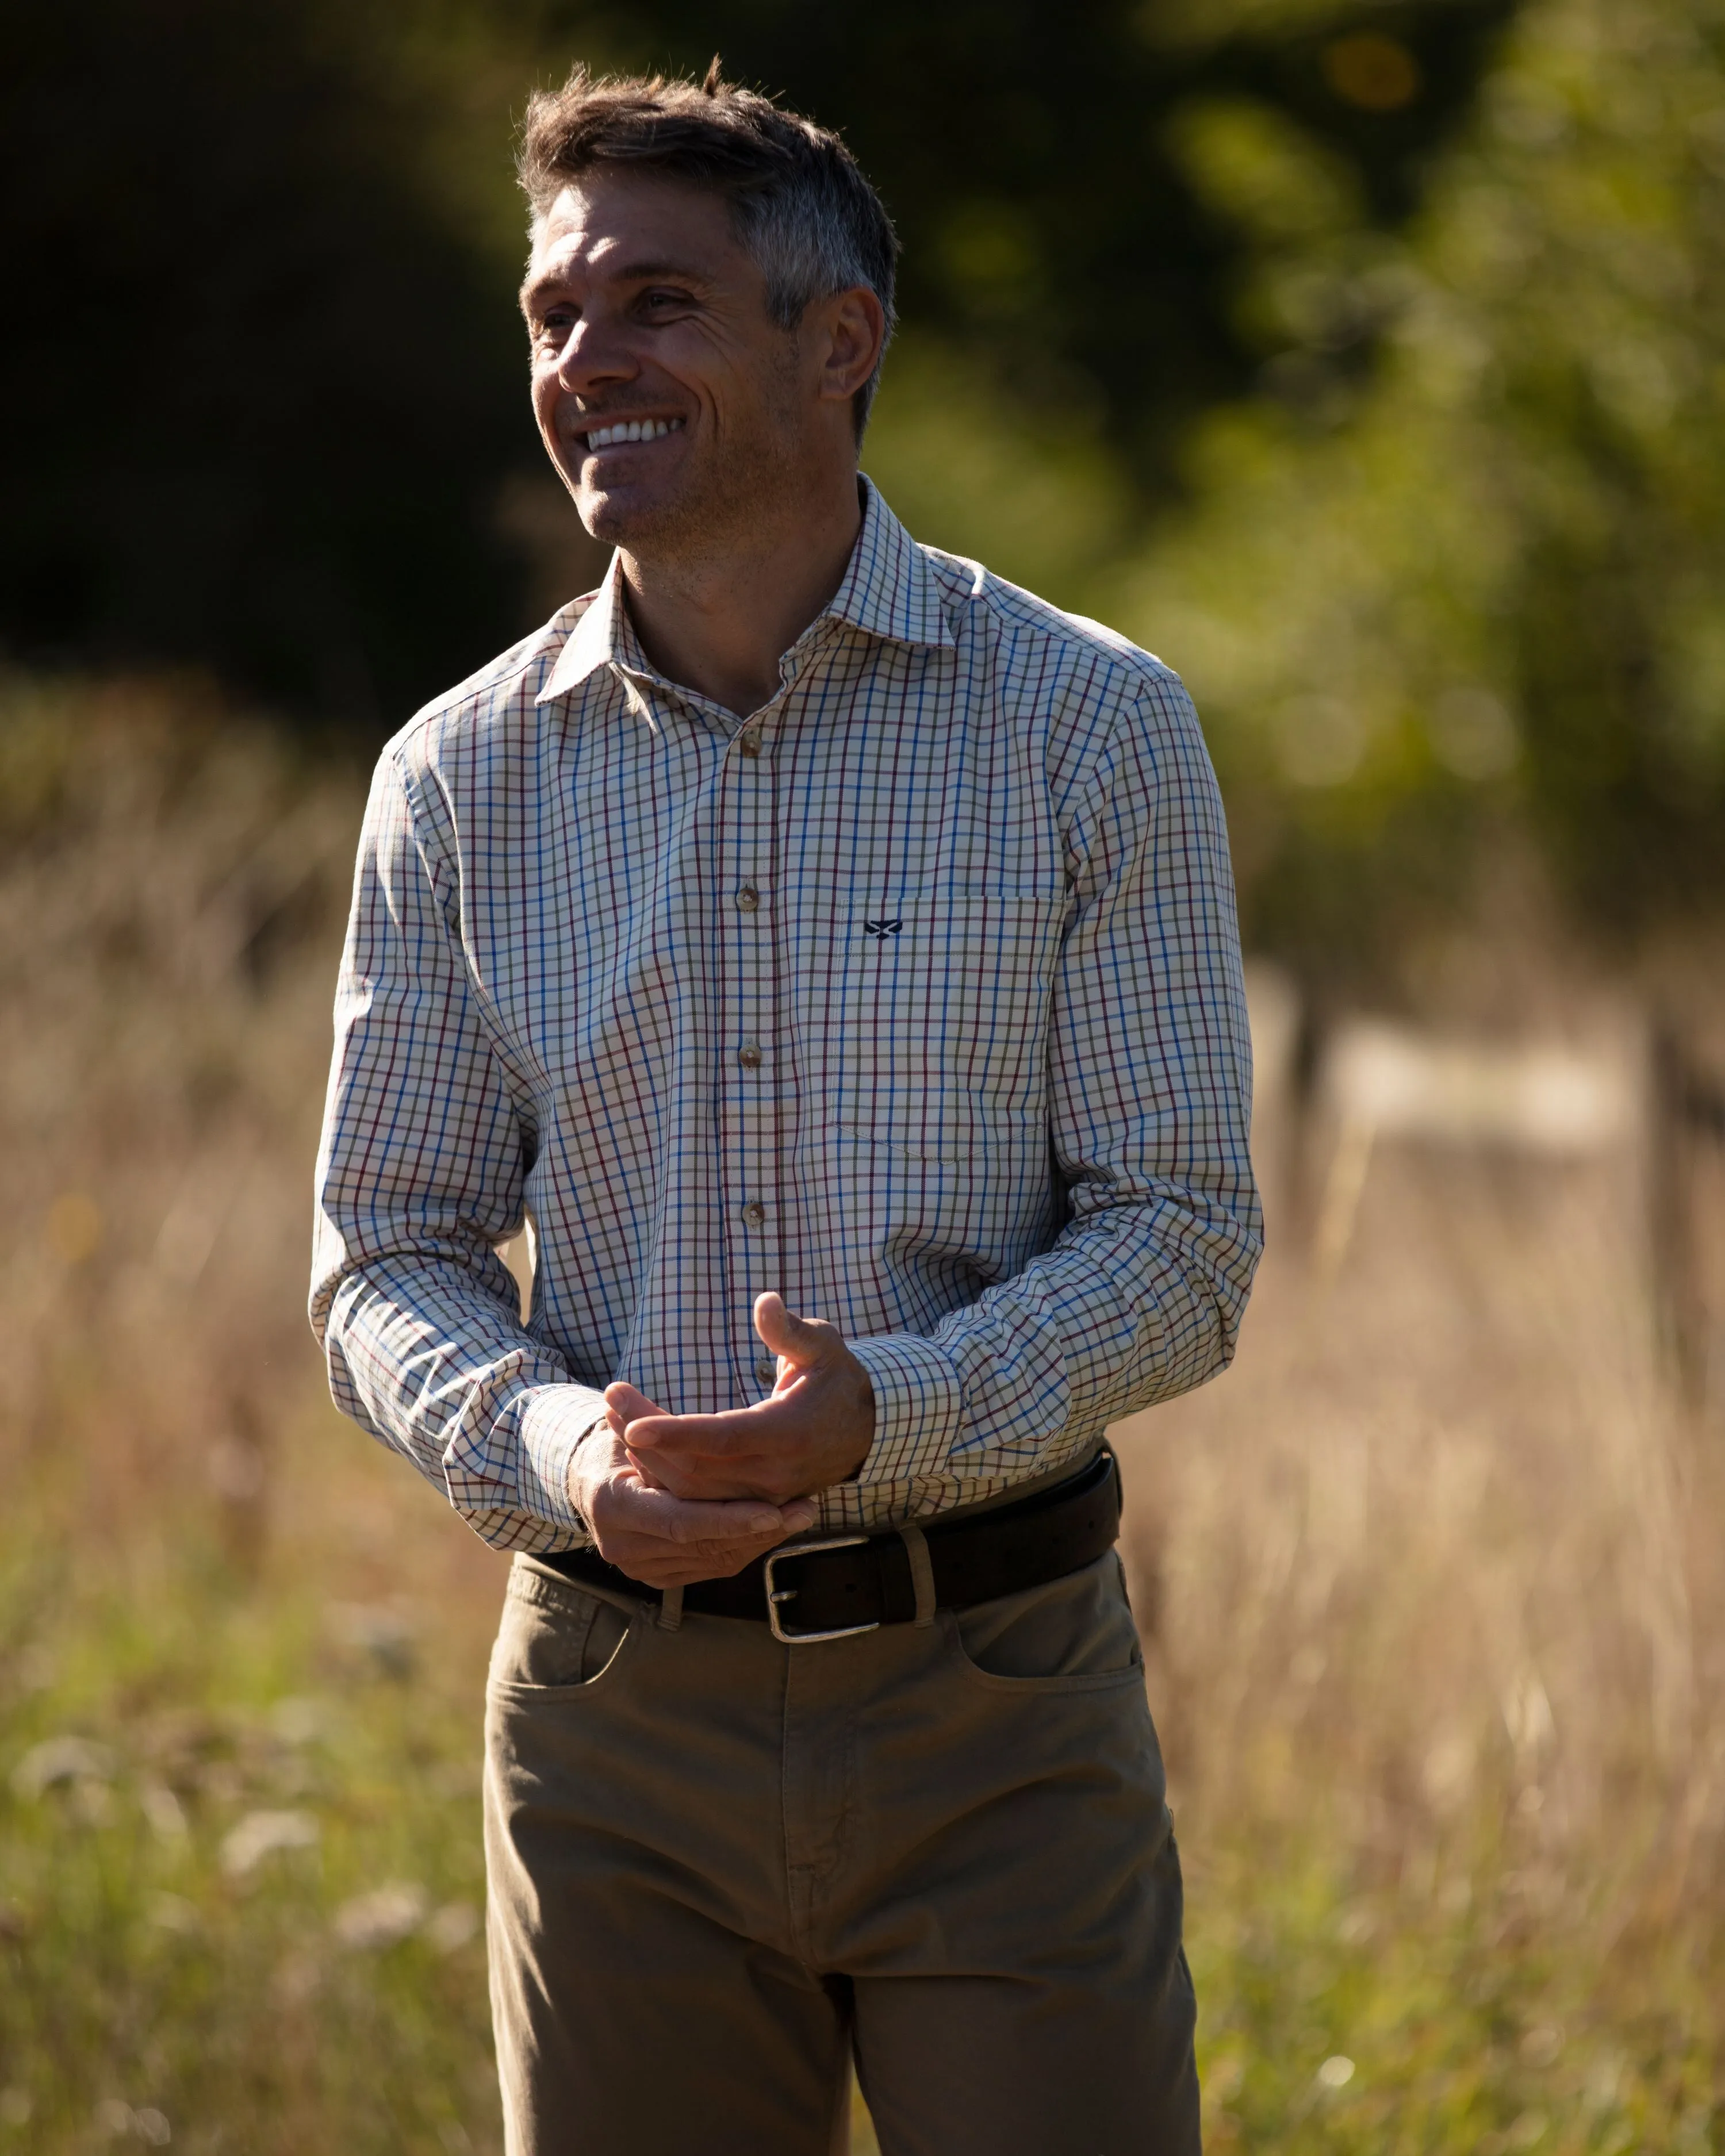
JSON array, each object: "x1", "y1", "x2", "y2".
[{"x1": 567, "y1": 1292, "x2": 875, "y2": 1588}]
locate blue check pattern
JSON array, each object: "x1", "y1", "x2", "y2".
[{"x1": 310, "y1": 481, "x2": 1262, "y2": 1552}]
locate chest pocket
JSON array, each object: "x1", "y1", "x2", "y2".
[{"x1": 798, "y1": 888, "x2": 1068, "y2": 1122}]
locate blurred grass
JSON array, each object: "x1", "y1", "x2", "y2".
[
  {"x1": 1, "y1": 1423, "x2": 499, "y2": 2154},
  {"x1": 2, "y1": 681, "x2": 1722, "y2": 2150}
]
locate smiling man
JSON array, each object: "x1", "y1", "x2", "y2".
[{"x1": 312, "y1": 60, "x2": 1260, "y2": 2156}]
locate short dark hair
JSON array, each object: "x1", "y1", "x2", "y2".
[{"x1": 518, "y1": 60, "x2": 899, "y2": 438}]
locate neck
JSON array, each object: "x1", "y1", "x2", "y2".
[{"x1": 619, "y1": 472, "x2": 864, "y2": 719}]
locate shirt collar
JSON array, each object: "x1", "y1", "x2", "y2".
[
  {"x1": 820, "y1": 476, "x2": 956, "y2": 653},
  {"x1": 535, "y1": 477, "x2": 953, "y2": 709},
  {"x1": 536, "y1": 550, "x2": 638, "y2": 705}
]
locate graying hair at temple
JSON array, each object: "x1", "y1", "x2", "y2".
[{"x1": 517, "y1": 59, "x2": 900, "y2": 437}]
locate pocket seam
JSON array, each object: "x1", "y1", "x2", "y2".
[
  {"x1": 505, "y1": 1567, "x2": 603, "y2": 1620},
  {"x1": 488, "y1": 1578, "x2": 640, "y2": 1697},
  {"x1": 485, "y1": 1626, "x2": 637, "y2": 1701},
  {"x1": 939, "y1": 1609, "x2": 1149, "y2": 1697},
  {"x1": 828, "y1": 1096, "x2": 1045, "y2": 1165}
]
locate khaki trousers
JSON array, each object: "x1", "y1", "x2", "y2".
[{"x1": 483, "y1": 1547, "x2": 1199, "y2": 2156}]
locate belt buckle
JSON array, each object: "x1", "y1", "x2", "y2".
[{"x1": 763, "y1": 1535, "x2": 880, "y2": 1644}]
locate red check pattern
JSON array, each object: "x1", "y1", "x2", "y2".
[{"x1": 310, "y1": 482, "x2": 1262, "y2": 1552}]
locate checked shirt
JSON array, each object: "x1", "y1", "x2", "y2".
[{"x1": 309, "y1": 481, "x2": 1262, "y2": 1552}]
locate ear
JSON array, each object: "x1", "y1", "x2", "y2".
[{"x1": 813, "y1": 286, "x2": 887, "y2": 406}]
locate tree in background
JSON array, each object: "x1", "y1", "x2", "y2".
[
  {"x1": 1, "y1": 1, "x2": 542, "y2": 728},
  {"x1": 1117, "y1": 0, "x2": 1725, "y2": 973},
  {"x1": 554, "y1": 0, "x2": 1511, "y2": 494},
  {"x1": 2, "y1": 0, "x2": 1505, "y2": 721}
]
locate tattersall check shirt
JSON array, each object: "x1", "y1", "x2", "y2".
[{"x1": 310, "y1": 480, "x2": 1262, "y2": 1553}]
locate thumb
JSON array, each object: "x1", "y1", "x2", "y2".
[{"x1": 753, "y1": 1292, "x2": 829, "y2": 1369}]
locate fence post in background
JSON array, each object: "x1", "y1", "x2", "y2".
[
  {"x1": 1650, "y1": 1014, "x2": 1725, "y2": 1422},
  {"x1": 1119, "y1": 963, "x2": 1302, "y2": 1656},
  {"x1": 1243, "y1": 962, "x2": 1304, "y2": 1254}
]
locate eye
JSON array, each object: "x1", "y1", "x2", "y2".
[{"x1": 640, "y1": 287, "x2": 694, "y2": 314}]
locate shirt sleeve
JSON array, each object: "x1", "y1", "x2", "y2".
[
  {"x1": 838, "y1": 671, "x2": 1262, "y2": 1521},
  {"x1": 308, "y1": 747, "x2": 604, "y2": 1553}
]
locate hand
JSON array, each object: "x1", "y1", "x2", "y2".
[
  {"x1": 568, "y1": 1417, "x2": 817, "y2": 1589},
  {"x1": 608, "y1": 1292, "x2": 875, "y2": 1507}
]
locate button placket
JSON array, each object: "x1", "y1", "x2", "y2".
[{"x1": 719, "y1": 709, "x2": 780, "y2": 1398}]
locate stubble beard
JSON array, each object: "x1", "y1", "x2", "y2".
[{"x1": 571, "y1": 348, "x2": 808, "y2": 581}]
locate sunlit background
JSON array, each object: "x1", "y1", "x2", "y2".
[{"x1": 4, "y1": 0, "x2": 1724, "y2": 2149}]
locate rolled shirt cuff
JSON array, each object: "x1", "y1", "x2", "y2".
[
  {"x1": 843, "y1": 1331, "x2": 966, "y2": 1506},
  {"x1": 513, "y1": 1383, "x2": 610, "y2": 1542}
]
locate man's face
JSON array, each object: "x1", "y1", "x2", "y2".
[{"x1": 522, "y1": 169, "x2": 813, "y2": 555}]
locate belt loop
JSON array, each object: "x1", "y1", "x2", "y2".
[
  {"x1": 656, "y1": 1583, "x2": 684, "y2": 1632},
  {"x1": 898, "y1": 1524, "x2": 937, "y2": 1628}
]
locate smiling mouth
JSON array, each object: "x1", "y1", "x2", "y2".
[{"x1": 578, "y1": 417, "x2": 685, "y2": 451}]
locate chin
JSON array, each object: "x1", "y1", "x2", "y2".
[
  {"x1": 577, "y1": 481, "x2": 703, "y2": 557},
  {"x1": 577, "y1": 492, "x2": 647, "y2": 547}
]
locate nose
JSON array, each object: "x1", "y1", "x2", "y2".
[{"x1": 551, "y1": 312, "x2": 636, "y2": 397}]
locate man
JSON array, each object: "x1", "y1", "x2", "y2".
[{"x1": 311, "y1": 61, "x2": 1259, "y2": 2156}]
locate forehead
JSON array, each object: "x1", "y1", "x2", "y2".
[{"x1": 526, "y1": 170, "x2": 744, "y2": 287}]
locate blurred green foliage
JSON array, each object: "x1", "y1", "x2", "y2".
[
  {"x1": 9, "y1": 0, "x2": 1725, "y2": 955},
  {"x1": 1113, "y1": 0, "x2": 1725, "y2": 968},
  {"x1": 554, "y1": 0, "x2": 1510, "y2": 487}
]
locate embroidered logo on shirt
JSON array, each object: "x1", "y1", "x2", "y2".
[{"x1": 863, "y1": 918, "x2": 903, "y2": 938}]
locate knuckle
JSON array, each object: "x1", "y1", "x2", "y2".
[
  {"x1": 702, "y1": 1547, "x2": 758, "y2": 1578},
  {"x1": 696, "y1": 1534, "x2": 757, "y2": 1563}
]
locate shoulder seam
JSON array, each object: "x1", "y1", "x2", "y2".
[
  {"x1": 918, "y1": 545, "x2": 1183, "y2": 693},
  {"x1": 386, "y1": 597, "x2": 596, "y2": 759}
]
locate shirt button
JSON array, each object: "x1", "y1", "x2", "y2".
[
  {"x1": 738, "y1": 728, "x2": 762, "y2": 757},
  {"x1": 756, "y1": 1357, "x2": 777, "y2": 1388},
  {"x1": 741, "y1": 1200, "x2": 766, "y2": 1229},
  {"x1": 736, "y1": 885, "x2": 760, "y2": 913},
  {"x1": 738, "y1": 1040, "x2": 762, "y2": 1070}
]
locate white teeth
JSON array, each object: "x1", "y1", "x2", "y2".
[{"x1": 584, "y1": 417, "x2": 683, "y2": 450}]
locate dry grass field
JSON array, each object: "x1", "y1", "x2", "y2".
[{"x1": 2, "y1": 680, "x2": 1720, "y2": 2152}]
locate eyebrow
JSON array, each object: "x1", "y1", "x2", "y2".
[{"x1": 519, "y1": 258, "x2": 715, "y2": 314}]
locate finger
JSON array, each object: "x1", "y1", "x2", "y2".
[
  {"x1": 623, "y1": 1393, "x2": 826, "y2": 1472},
  {"x1": 598, "y1": 1540, "x2": 769, "y2": 1589},
  {"x1": 622, "y1": 1444, "x2": 736, "y2": 1501},
  {"x1": 646, "y1": 1494, "x2": 817, "y2": 1543},
  {"x1": 627, "y1": 1447, "x2": 669, "y2": 1492},
  {"x1": 599, "y1": 1520, "x2": 819, "y2": 1585},
  {"x1": 752, "y1": 1291, "x2": 835, "y2": 1369},
  {"x1": 612, "y1": 1535, "x2": 798, "y2": 1588},
  {"x1": 622, "y1": 1404, "x2": 782, "y2": 1458},
  {"x1": 589, "y1": 1475, "x2": 777, "y2": 1545},
  {"x1": 605, "y1": 1380, "x2": 666, "y2": 1425},
  {"x1": 604, "y1": 1478, "x2": 816, "y2": 1546},
  {"x1": 625, "y1": 1445, "x2": 811, "y2": 1507},
  {"x1": 615, "y1": 1520, "x2": 814, "y2": 1570}
]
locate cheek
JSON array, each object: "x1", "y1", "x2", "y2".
[{"x1": 530, "y1": 369, "x2": 564, "y2": 433}]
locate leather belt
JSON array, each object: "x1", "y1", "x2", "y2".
[{"x1": 537, "y1": 1448, "x2": 1121, "y2": 1642}]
